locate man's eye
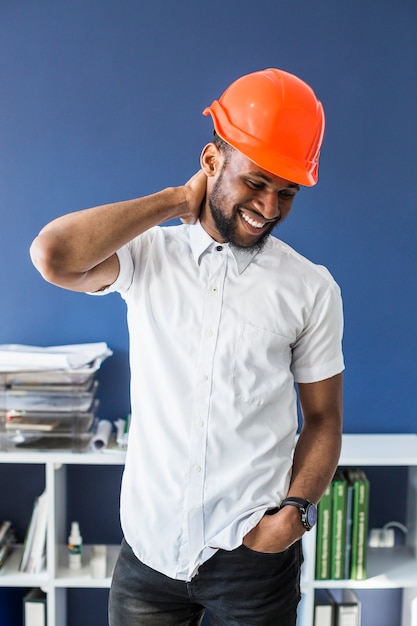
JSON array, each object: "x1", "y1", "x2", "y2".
[
  {"x1": 279, "y1": 190, "x2": 296, "y2": 200},
  {"x1": 246, "y1": 179, "x2": 264, "y2": 190}
]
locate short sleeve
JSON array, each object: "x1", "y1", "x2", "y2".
[
  {"x1": 291, "y1": 281, "x2": 344, "y2": 383},
  {"x1": 88, "y1": 245, "x2": 134, "y2": 296}
]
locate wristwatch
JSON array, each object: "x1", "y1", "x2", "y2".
[{"x1": 279, "y1": 497, "x2": 317, "y2": 531}]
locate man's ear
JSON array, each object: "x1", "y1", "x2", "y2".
[{"x1": 200, "y1": 143, "x2": 222, "y2": 177}]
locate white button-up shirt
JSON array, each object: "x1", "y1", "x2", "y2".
[{"x1": 95, "y1": 220, "x2": 344, "y2": 581}]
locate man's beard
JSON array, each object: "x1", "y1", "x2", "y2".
[{"x1": 208, "y1": 170, "x2": 274, "y2": 254}]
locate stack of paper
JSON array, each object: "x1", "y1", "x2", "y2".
[
  {"x1": 0, "y1": 343, "x2": 112, "y2": 451},
  {"x1": 0, "y1": 342, "x2": 112, "y2": 373}
]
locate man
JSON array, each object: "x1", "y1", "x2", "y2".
[{"x1": 31, "y1": 68, "x2": 344, "y2": 625}]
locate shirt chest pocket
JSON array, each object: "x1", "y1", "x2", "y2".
[{"x1": 233, "y1": 323, "x2": 293, "y2": 407}]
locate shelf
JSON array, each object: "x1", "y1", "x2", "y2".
[
  {"x1": 0, "y1": 544, "x2": 121, "y2": 590},
  {"x1": 55, "y1": 544, "x2": 120, "y2": 588},
  {"x1": 0, "y1": 546, "x2": 48, "y2": 587},
  {"x1": 314, "y1": 547, "x2": 417, "y2": 589},
  {"x1": 339, "y1": 434, "x2": 417, "y2": 466},
  {"x1": 0, "y1": 449, "x2": 126, "y2": 465}
]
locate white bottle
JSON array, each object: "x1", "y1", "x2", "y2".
[{"x1": 68, "y1": 521, "x2": 83, "y2": 570}]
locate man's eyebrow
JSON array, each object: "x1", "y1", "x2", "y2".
[{"x1": 248, "y1": 171, "x2": 300, "y2": 191}]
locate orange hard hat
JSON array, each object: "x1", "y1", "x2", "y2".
[{"x1": 203, "y1": 68, "x2": 325, "y2": 186}]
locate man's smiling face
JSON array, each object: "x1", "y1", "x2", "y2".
[{"x1": 201, "y1": 145, "x2": 300, "y2": 251}]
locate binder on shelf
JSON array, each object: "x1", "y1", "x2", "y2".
[
  {"x1": 314, "y1": 588, "x2": 336, "y2": 625},
  {"x1": 0, "y1": 520, "x2": 16, "y2": 568},
  {"x1": 344, "y1": 471, "x2": 354, "y2": 579},
  {"x1": 26, "y1": 491, "x2": 47, "y2": 574},
  {"x1": 0, "y1": 520, "x2": 12, "y2": 544},
  {"x1": 20, "y1": 491, "x2": 48, "y2": 574},
  {"x1": 331, "y1": 588, "x2": 361, "y2": 626},
  {"x1": 23, "y1": 588, "x2": 46, "y2": 626},
  {"x1": 330, "y1": 468, "x2": 347, "y2": 579},
  {"x1": 315, "y1": 466, "x2": 370, "y2": 583},
  {"x1": 315, "y1": 483, "x2": 332, "y2": 580},
  {"x1": 20, "y1": 497, "x2": 40, "y2": 572},
  {"x1": 349, "y1": 468, "x2": 370, "y2": 580}
]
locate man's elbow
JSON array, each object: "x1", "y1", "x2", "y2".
[{"x1": 30, "y1": 234, "x2": 69, "y2": 286}]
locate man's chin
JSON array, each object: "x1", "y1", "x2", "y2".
[{"x1": 230, "y1": 232, "x2": 270, "y2": 253}]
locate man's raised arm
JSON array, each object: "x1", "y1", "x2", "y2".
[{"x1": 30, "y1": 170, "x2": 207, "y2": 293}]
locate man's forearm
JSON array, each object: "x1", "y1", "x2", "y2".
[
  {"x1": 288, "y1": 420, "x2": 342, "y2": 504},
  {"x1": 289, "y1": 373, "x2": 344, "y2": 504}
]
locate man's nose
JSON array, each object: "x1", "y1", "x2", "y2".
[{"x1": 254, "y1": 191, "x2": 280, "y2": 220}]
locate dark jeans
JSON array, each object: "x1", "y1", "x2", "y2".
[{"x1": 108, "y1": 538, "x2": 303, "y2": 625}]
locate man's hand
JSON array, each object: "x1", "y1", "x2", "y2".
[
  {"x1": 180, "y1": 170, "x2": 207, "y2": 224},
  {"x1": 243, "y1": 506, "x2": 305, "y2": 554}
]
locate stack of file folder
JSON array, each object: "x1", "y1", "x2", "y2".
[{"x1": 0, "y1": 343, "x2": 112, "y2": 452}]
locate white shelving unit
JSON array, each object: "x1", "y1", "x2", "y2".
[
  {"x1": 0, "y1": 449, "x2": 126, "y2": 626},
  {"x1": 298, "y1": 434, "x2": 417, "y2": 626},
  {"x1": 0, "y1": 434, "x2": 416, "y2": 626}
]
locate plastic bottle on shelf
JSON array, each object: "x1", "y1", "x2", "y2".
[{"x1": 68, "y1": 521, "x2": 83, "y2": 570}]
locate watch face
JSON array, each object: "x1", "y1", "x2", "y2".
[{"x1": 306, "y1": 503, "x2": 317, "y2": 528}]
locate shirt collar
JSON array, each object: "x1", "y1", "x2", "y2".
[{"x1": 189, "y1": 220, "x2": 259, "y2": 274}]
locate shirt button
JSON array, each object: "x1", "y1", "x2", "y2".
[
  {"x1": 205, "y1": 329, "x2": 213, "y2": 338},
  {"x1": 216, "y1": 245, "x2": 223, "y2": 251},
  {"x1": 202, "y1": 375, "x2": 208, "y2": 382},
  {"x1": 194, "y1": 464, "x2": 201, "y2": 473},
  {"x1": 212, "y1": 287, "x2": 218, "y2": 293},
  {"x1": 198, "y1": 421, "x2": 204, "y2": 428}
]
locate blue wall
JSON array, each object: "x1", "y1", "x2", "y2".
[{"x1": 1, "y1": 0, "x2": 416, "y2": 434}]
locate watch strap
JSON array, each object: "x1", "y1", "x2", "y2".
[
  {"x1": 280, "y1": 497, "x2": 309, "y2": 507},
  {"x1": 280, "y1": 497, "x2": 316, "y2": 531}
]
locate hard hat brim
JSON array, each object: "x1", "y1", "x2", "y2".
[{"x1": 203, "y1": 102, "x2": 319, "y2": 187}]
